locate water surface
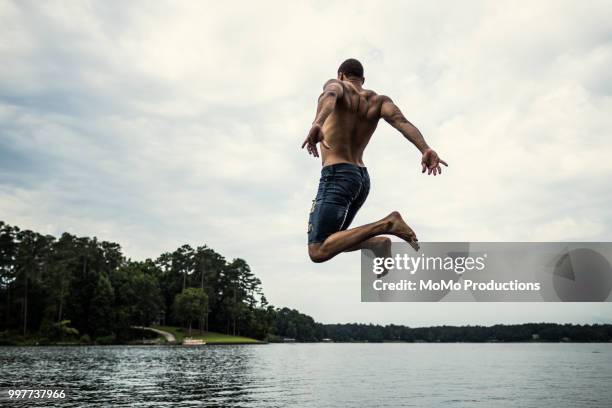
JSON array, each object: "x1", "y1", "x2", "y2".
[{"x1": 1, "y1": 343, "x2": 611, "y2": 407}]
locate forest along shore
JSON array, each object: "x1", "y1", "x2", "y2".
[{"x1": 1, "y1": 221, "x2": 612, "y2": 346}]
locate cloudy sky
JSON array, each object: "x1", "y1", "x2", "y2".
[{"x1": 1, "y1": 0, "x2": 611, "y2": 325}]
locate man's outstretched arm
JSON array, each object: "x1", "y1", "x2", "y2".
[
  {"x1": 381, "y1": 97, "x2": 448, "y2": 175},
  {"x1": 301, "y1": 80, "x2": 344, "y2": 157}
]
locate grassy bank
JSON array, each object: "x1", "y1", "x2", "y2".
[{"x1": 152, "y1": 326, "x2": 264, "y2": 344}]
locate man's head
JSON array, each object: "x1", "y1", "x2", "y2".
[{"x1": 337, "y1": 58, "x2": 364, "y2": 83}]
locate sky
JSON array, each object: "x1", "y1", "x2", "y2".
[{"x1": 1, "y1": 0, "x2": 612, "y2": 326}]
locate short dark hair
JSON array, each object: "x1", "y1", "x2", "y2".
[{"x1": 338, "y1": 58, "x2": 364, "y2": 78}]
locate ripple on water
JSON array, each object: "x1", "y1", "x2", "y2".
[{"x1": 0, "y1": 343, "x2": 611, "y2": 407}]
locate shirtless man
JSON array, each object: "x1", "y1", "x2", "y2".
[{"x1": 302, "y1": 58, "x2": 447, "y2": 264}]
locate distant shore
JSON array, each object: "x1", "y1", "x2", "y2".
[
  {"x1": 3, "y1": 339, "x2": 611, "y2": 347},
  {"x1": 0, "y1": 326, "x2": 265, "y2": 346},
  {"x1": 3, "y1": 323, "x2": 612, "y2": 346}
]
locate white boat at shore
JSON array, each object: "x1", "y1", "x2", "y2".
[{"x1": 182, "y1": 338, "x2": 206, "y2": 345}]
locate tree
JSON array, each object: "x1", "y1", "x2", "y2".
[
  {"x1": 14, "y1": 230, "x2": 53, "y2": 336},
  {"x1": 90, "y1": 273, "x2": 115, "y2": 338},
  {"x1": 173, "y1": 245, "x2": 194, "y2": 292},
  {"x1": 173, "y1": 288, "x2": 208, "y2": 337},
  {"x1": 133, "y1": 270, "x2": 163, "y2": 326},
  {"x1": 217, "y1": 258, "x2": 263, "y2": 336},
  {"x1": 45, "y1": 233, "x2": 78, "y2": 323},
  {"x1": 0, "y1": 222, "x2": 19, "y2": 330}
]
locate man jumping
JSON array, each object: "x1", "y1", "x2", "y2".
[{"x1": 302, "y1": 58, "x2": 447, "y2": 264}]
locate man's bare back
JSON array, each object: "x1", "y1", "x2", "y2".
[
  {"x1": 301, "y1": 58, "x2": 447, "y2": 266},
  {"x1": 317, "y1": 80, "x2": 383, "y2": 167},
  {"x1": 304, "y1": 76, "x2": 446, "y2": 174}
]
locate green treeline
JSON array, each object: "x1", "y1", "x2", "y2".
[
  {"x1": 1, "y1": 221, "x2": 611, "y2": 344},
  {"x1": 316, "y1": 322, "x2": 612, "y2": 343},
  {"x1": 271, "y1": 311, "x2": 612, "y2": 342},
  {"x1": 0, "y1": 221, "x2": 274, "y2": 343}
]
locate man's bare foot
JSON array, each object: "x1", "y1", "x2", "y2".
[{"x1": 386, "y1": 211, "x2": 420, "y2": 251}]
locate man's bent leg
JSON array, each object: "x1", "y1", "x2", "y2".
[{"x1": 308, "y1": 211, "x2": 418, "y2": 263}]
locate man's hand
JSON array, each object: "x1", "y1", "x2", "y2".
[
  {"x1": 301, "y1": 124, "x2": 330, "y2": 158},
  {"x1": 421, "y1": 149, "x2": 448, "y2": 175}
]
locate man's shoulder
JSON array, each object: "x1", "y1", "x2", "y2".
[
  {"x1": 364, "y1": 91, "x2": 392, "y2": 109},
  {"x1": 323, "y1": 78, "x2": 343, "y2": 89},
  {"x1": 360, "y1": 88, "x2": 389, "y2": 101},
  {"x1": 376, "y1": 93, "x2": 392, "y2": 102}
]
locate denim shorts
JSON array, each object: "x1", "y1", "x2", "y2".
[{"x1": 307, "y1": 163, "x2": 370, "y2": 244}]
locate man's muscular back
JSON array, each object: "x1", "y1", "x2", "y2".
[
  {"x1": 303, "y1": 61, "x2": 447, "y2": 176},
  {"x1": 320, "y1": 79, "x2": 386, "y2": 167}
]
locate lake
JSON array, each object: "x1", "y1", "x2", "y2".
[{"x1": 1, "y1": 343, "x2": 611, "y2": 407}]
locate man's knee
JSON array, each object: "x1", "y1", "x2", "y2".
[
  {"x1": 376, "y1": 236, "x2": 392, "y2": 246},
  {"x1": 381, "y1": 236, "x2": 392, "y2": 249},
  {"x1": 308, "y1": 245, "x2": 328, "y2": 263},
  {"x1": 367, "y1": 236, "x2": 391, "y2": 249}
]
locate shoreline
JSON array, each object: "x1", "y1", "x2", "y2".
[{"x1": 2, "y1": 340, "x2": 611, "y2": 347}]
